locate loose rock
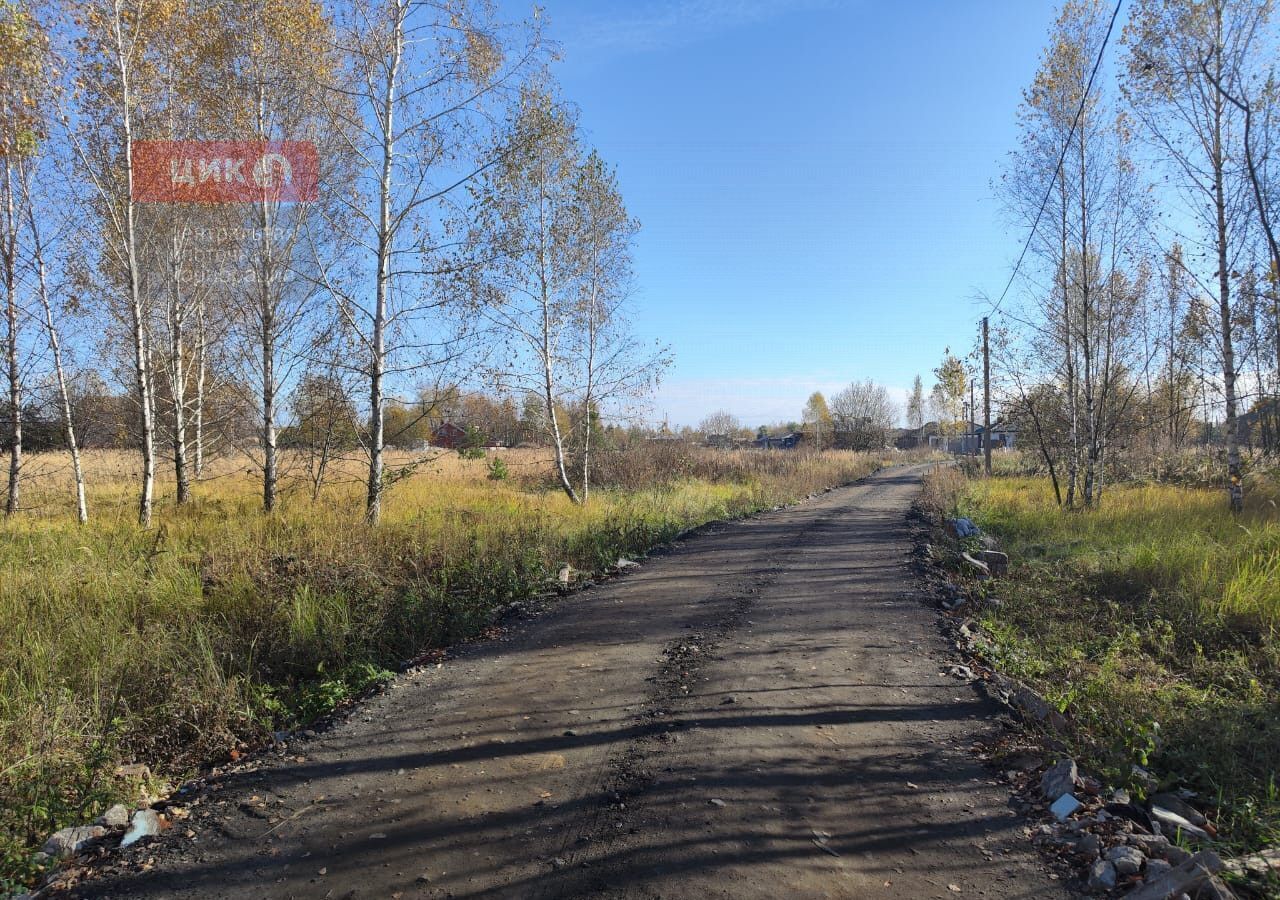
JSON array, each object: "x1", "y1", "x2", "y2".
[
  {"x1": 1041, "y1": 758, "x2": 1079, "y2": 802},
  {"x1": 1149, "y1": 793, "x2": 1208, "y2": 828},
  {"x1": 1223, "y1": 846, "x2": 1280, "y2": 880},
  {"x1": 121, "y1": 809, "x2": 162, "y2": 848},
  {"x1": 1150, "y1": 805, "x2": 1212, "y2": 843},
  {"x1": 1074, "y1": 833, "x2": 1101, "y2": 859},
  {"x1": 976, "y1": 549, "x2": 1009, "y2": 576},
  {"x1": 1050, "y1": 794, "x2": 1082, "y2": 822},
  {"x1": 1087, "y1": 859, "x2": 1117, "y2": 892},
  {"x1": 95, "y1": 804, "x2": 131, "y2": 829},
  {"x1": 1105, "y1": 844, "x2": 1144, "y2": 876},
  {"x1": 1123, "y1": 850, "x2": 1223, "y2": 900},
  {"x1": 42, "y1": 825, "x2": 106, "y2": 859}
]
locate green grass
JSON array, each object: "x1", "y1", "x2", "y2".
[
  {"x1": 952, "y1": 473, "x2": 1280, "y2": 857},
  {"x1": 0, "y1": 446, "x2": 885, "y2": 890}
]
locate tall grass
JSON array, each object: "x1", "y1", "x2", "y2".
[
  {"x1": 954, "y1": 473, "x2": 1280, "y2": 853},
  {"x1": 0, "y1": 445, "x2": 884, "y2": 889}
]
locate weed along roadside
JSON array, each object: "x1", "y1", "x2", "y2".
[
  {"x1": 919, "y1": 463, "x2": 1280, "y2": 898},
  {"x1": 0, "y1": 446, "x2": 895, "y2": 892}
]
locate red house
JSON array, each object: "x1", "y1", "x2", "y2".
[{"x1": 431, "y1": 421, "x2": 468, "y2": 449}]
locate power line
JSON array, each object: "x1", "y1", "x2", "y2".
[{"x1": 989, "y1": 0, "x2": 1125, "y2": 317}]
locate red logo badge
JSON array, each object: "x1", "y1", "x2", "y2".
[{"x1": 132, "y1": 141, "x2": 319, "y2": 203}]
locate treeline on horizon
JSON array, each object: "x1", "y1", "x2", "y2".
[{"x1": 0, "y1": 0, "x2": 671, "y2": 526}]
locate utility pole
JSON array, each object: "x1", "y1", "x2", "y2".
[
  {"x1": 983, "y1": 316, "x2": 992, "y2": 476},
  {"x1": 969, "y1": 379, "x2": 975, "y2": 456}
]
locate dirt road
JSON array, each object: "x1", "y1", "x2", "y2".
[{"x1": 75, "y1": 464, "x2": 1067, "y2": 899}]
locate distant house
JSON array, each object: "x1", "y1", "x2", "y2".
[
  {"x1": 431, "y1": 421, "x2": 468, "y2": 449},
  {"x1": 984, "y1": 421, "x2": 1017, "y2": 450},
  {"x1": 925, "y1": 421, "x2": 1016, "y2": 454},
  {"x1": 754, "y1": 432, "x2": 802, "y2": 450}
]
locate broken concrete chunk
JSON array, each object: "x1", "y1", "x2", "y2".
[
  {"x1": 1050, "y1": 793, "x2": 1083, "y2": 822},
  {"x1": 1150, "y1": 806, "x2": 1212, "y2": 843},
  {"x1": 960, "y1": 551, "x2": 992, "y2": 578},
  {"x1": 991, "y1": 673, "x2": 1070, "y2": 732},
  {"x1": 975, "y1": 549, "x2": 1009, "y2": 576},
  {"x1": 1223, "y1": 846, "x2": 1280, "y2": 879},
  {"x1": 1088, "y1": 859, "x2": 1117, "y2": 892},
  {"x1": 95, "y1": 804, "x2": 131, "y2": 828},
  {"x1": 1041, "y1": 758, "x2": 1079, "y2": 802},
  {"x1": 121, "y1": 809, "x2": 162, "y2": 848},
  {"x1": 1194, "y1": 876, "x2": 1237, "y2": 899},
  {"x1": 42, "y1": 825, "x2": 106, "y2": 859},
  {"x1": 1105, "y1": 844, "x2": 1144, "y2": 876},
  {"x1": 1150, "y1": 793, "x2": 1208, "y2": 828},
  {"x1": 1123, "y1": 850, "x2": 1223, "y2": 900}
]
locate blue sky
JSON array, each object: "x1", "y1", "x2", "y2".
[{"x1": 503, "y1": 0, "x2": 1057, "y2": 426}]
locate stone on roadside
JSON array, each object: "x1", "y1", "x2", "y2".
[
  {"x1": 95, "y1": 804, "x2": 131, "y2": 829},
  {"x1": 1144, "y1": 858, "x2": 1172, "y2": 880},
  {"x1": 1195, "y1": 876, "x2": 1237, "y2": 900},
  {"x1": 947, "y1": 517, "x2": 979, "y2": 539},
  {"x1": 1223, "y1": 846, "x2": 1280, "y2": 880},
  {"x1": 1150, "y1": 805, "x2": 1212, "y2": 843},
  {"x1": 114, "y1": 762, "x2": 150, "y2": 780},
  {"x1": 1131, "y1": 764, "x2": 1159, "y2": 790},
  {"x1": 121, "y1": 809, "x2": 162, "y2": 848},
  {"x1": 1087, "y1": 859, "x2": 1117, "y2": 892},
  {"x1": 1130, "y1": 834, "x2": 1172, "y2": 858},
  {"x1": 976, "y1": 549, "x2": 1009, "y2": 576},
  {"x1": 1123, "y1": 850, "x2": 1223, "y2": 900},
  {"x1": 1105, "y1": 844, "x2": 1144, "y2": 876},
  {"x1": 1041, "y1": 758, "x2": 1079, "y2": 802},
  {"x1": 1074, "y1": 832, "x2": 1100, "y2": 859},
  {"x1": 1050, "y1": 794, "x2": 1082, "y2": 822},
  {"x1": 1150, "y1": 793, "x2": 1208, "y2": 828},
  {"x1": 960, "y1": 551, "x2": 992, "y2": 579},
  {"x1": 42, "y1": 825, "x2": 106, "y2": 859},
  {"x1": 616, "y1": 558, "x2": 639, "y2": 570}
]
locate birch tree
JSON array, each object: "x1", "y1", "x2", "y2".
[
  {"x1": 470, "y1": 83, "x2": 583, "y2": 502},
  {"x1": 0, "y1": 0, "x2": 43, "y2": 515},
  {"x1": 568, "y1": 150, "x2": 667, "y2": 499},
  {"x1": 206, "y1": 0, "x2": 341, "y2": 512},
  {"x1": 1124, "y1": 0, "x2": 1263, "y2": 511},
  {"x1": 67, "y1": 0, "x2": 176, "y2": 526},
  {"x1": 322, "y1": 0, "x2": 539, "y2": 523},
  {"x1": 18, "y1": 155, "x2": 89, "y2": 522}
]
